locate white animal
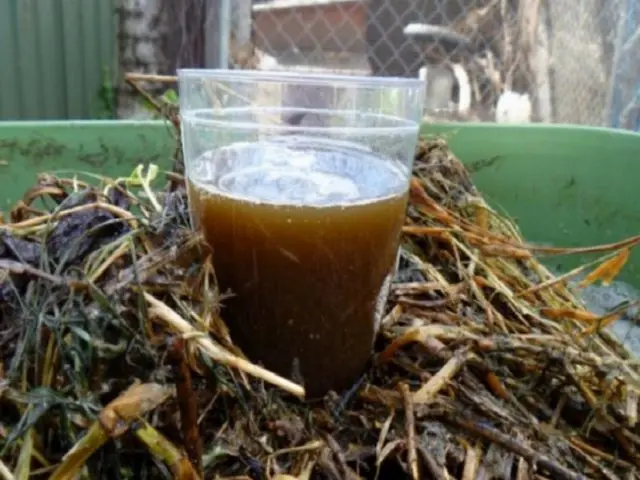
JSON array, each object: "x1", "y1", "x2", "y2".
[{"x1": 495, "y1": 90, "x2": 532, "y2": 123}]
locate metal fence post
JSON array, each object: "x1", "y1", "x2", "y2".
[{"x1": 204, "y1": 0, "x2": 231, "y2": 69}]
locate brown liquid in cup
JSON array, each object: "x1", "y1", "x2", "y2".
[{"x1": 187, "y1": 139, "x2": 408, "y2": 398}]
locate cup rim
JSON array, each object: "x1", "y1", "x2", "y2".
[
  {"x1": 177, "y1": 68, "x2": 424, "y2": 89},
  {"x1": 181, "y1": 107, "x2": 420, "y2": 134}
]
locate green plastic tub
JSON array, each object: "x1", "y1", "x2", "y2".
[{"x1": 1, "y1": 120, "x2": 639, "y2": 287}]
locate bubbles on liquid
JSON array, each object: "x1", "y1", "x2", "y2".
[
  {"x1": 190, "y1": 136, "x2": 407, "y2": 206},
  {"x1": 219, "y1": 167, "x2": 360, "y2": 205}
]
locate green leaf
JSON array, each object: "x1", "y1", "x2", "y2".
[{"x1": 161, "y1": 89, "x2": 179, "y2": 105}]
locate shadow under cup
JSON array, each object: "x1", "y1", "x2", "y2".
[{"x1": 179, "y1": 69, "x2": 424, "y2": 399}]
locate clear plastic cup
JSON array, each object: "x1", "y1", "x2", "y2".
[{"x1": 178, "y1": 69, "x2": 425, "y2": 398}]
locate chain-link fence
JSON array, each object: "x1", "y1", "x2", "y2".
[
  {"x1": 244, "y1": 0, "x2": 640, "y2": 129},
  {"x1": 113, "y1": 0, "x2": 639, "y2": 129}
]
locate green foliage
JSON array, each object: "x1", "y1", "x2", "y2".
[
  {"x1": 139, "y1": 88, "x2": 179, "y2": 119},
  {"x1": 94, "y1": 66, "x2": 117, "y2": 119}
]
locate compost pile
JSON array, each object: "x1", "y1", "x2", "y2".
[{"x1": 1, "y1": 135, "x2": 640, "y2": 480}]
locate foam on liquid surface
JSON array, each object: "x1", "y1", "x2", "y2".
[{"x1": 189, "y1": 137, "x2": 407, "y2": 206}]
